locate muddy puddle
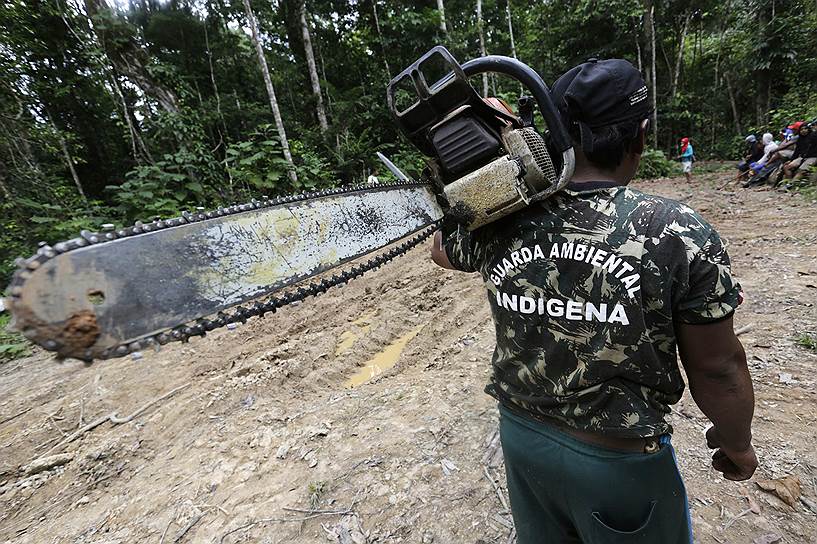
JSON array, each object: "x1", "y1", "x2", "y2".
[
  {"x1": 335, "y1": 311, "x2": 377, "y2": 356},
  {"x1": 345, "y1": 325, "x2": 424, "y2": 388}
]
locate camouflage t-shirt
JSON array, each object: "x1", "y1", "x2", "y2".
[{"x1": 443, "y1": 181, "x2": 741, "y2": 438}]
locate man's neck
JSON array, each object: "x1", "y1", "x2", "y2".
[{"x1": 570, "y1": 165, "x2": 631, "y2": 186}]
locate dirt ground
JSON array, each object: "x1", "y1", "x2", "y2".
[{"x1": 1, "y1": 172, "x2": 816, "y2": 544}]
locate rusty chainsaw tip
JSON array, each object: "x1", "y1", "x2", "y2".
[{"x1": 7, "y1": 297, "x2": 100, "y2": 362}]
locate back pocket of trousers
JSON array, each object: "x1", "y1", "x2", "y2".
[{"x1": 589, "y1": 500, "x2": 658, "y2": 542}]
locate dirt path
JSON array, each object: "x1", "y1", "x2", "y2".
[{"x1": 1, "y1": 173, "x2": 816, "y2": 544}]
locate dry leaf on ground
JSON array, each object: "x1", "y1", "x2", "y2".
[{"x1": 756, "y1": 476, "x2": 801, "y2": 508}]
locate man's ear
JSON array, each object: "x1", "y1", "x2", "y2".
[{"x1": 632, "y1": 119, "x2": 649, "y2": 155}]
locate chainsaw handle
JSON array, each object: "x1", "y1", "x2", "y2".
[{"x1": 461, "y1": 55, "x2": 572, "y2": 153}]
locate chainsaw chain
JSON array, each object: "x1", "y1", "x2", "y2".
[{"x1": 6, "y1": 180, "x2": 436, "y2": 361}]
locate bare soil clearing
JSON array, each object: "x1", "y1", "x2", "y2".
[{"x1": 1, "y1": 173, "x2": 816, "y2": 544}]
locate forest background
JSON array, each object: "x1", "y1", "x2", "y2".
[{"x1": 1, "y1": 0, "x2": 817, "y2": 287}]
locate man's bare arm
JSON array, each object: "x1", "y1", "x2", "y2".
[
  {"x1": 431, "y1": 231, "x2": 456, "y2": 270},
  {"x1": 677, "y1": 316, "x2": 757, "y2": 480}
]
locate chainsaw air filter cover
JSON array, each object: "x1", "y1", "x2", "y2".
[{"x1": 429, "y1": 109, "x2": 502, "y2": 177}]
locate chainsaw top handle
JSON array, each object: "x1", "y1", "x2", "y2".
[{"x1": 459, "y1": 55, "x2": 571, "y2": 153}]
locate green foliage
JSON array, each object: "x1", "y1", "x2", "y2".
[
  {"x1": 1, "y1": 193, "x2": 117, "y2": 282},
  {"x1": 109, "y1": 166, "x2": 197, "y2": 220},
  {"x1": 107, "y1": 109, "x2": 224, "y2": 220},
  {"x1": 768, "y1": 87, "x2": 817, "y2": 130},
  {"x1": 636, "y1": 149, "x2": 676, "y2": 179},
  {"x1": 794, "y1": 332, "x2": 817, "y2": 351},
  {"x1": 225, "y1": 124, "x2": 289, "y2": 192},
  {"x1": 0, "y1": 313, "x2": 31, "y2": 363},
  {"x1": 290, "y1": 140, "x2": 335, "y2": 191}
]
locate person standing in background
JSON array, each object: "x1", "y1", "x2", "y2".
[
  {"x1": 367, "y1": 169, "x2": 380, "y2": 184},
  {"x1": 677, "y1": 137, "x2": 695, "y2": 182}
]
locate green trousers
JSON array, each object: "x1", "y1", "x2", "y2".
[{"x1": 499, "y1": 406, "x2": 693, "y2": 544}]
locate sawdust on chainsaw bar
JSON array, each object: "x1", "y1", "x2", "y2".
[{"x1": 1, "y1": 173, "x2": 816, "y2": 544}]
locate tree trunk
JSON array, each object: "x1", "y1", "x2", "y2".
[
  {"x1": 713, "y1": 5, "x2": 729, "y2": 90},
  {"x1": 476, "y1": 0, "x2": 488, "y2": 97},
  {"x1": 371, "y1": 1, "x2": 391, "y2": 75},
  {"x1": 506, "y1": 1, "x2": 517, "y2": 58},
  {"x1": 318, "y1": 45, "x2": 334, "y2": 114},
  {"x1": 204, "y1": 24, "x2": 223, "y2": 128},
  {"x1": 204, "y1": 20, "x2": 234, "y2": 191},
  {"x1": 755, "y1": 2, "x2": 770, "y2": 126},
  {"x1": 242, "y1": 0, "x2": 298, "y2": 184},
  {"x1": 437, "y1": 0, "x2": 447, "y2": 35},
  {"x1": 0, "y1": 162, "x2": 11, "y2": 201},
  {"x1": 670, "y1": 12, "x2": 692, "y2": 99},
  {"x1": 725, "y1": 72, "x2": 742, "y2": 135},
  {"x1": 51, "y1": 120, "x2": 88, "y2": 203},
  {"x1": 110, "y1": 73, "x2": 153, "y2": 163},
  {"x1": 635, "y1": 18, "x2": 643, "y2": 72},
  {"x1": 643, "y1": 0, "x2": 658, "y2": 146},
  {"x1": 299, "y1": 2, "x2": 328, "y2": 135}
]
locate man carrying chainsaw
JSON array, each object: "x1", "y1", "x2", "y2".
[{"x1": 432, "y1": 59, "x2": 756, "y2": 542}]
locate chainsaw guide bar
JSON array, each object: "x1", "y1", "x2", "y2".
[{"x1": 5, "y1": 181, "x2": 442, "y2": 362}]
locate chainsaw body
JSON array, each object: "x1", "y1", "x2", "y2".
[{"x1": 387, "y1": 46, "x2": 574, "y2": 230}]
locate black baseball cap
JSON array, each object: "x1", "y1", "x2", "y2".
[{"x1": 551, "y1": 58, "x2": 650, "y2": 154}]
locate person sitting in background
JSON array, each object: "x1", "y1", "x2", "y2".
[
  {"x1": 778, "y1": 125, "x2": 804, "y2": 160},
  {"x1": 774, "y1": 122, "x2": 803, "y2": 162},
  {"x1": 782, "y1": 123, "x2": 817, "y2": 182},
  {"x1": 736, "y1": 135, "x2": 763, "y2": 179},
  {"x1": 748, "y1": 133, "x2": 778, "y2": 174},
  {"x1": 748, "y1": 123, "x2": 804, "y2": 188},
  {"x1": 677, "y1": 136, "x2": 694, "y2": 182}
]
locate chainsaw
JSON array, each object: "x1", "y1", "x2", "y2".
[{"x1": 4, "y1": 46, "x2": 574, "y2": 362}]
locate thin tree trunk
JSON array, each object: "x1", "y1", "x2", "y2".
[
  {"x1": 755, "y1": 2, "x2": 770, "y2": 126},
  {"x1": 437, "y1": 0, "x2": 447, "y2": 35},
  {"x1": 242, "y1": 0, "x2": 297, "y2": 183},
  {"x1": 476, "y1": 0, "x2": 488, "y2": 97},
  {"x1": 110, "y1": 73, "x2": 153, "y2": 163},
  {"x1": 318, "y1": 45, "x2": 333, "y2": 114},
  {"x1": 635, "y1": 19, "x2": 643, "y2": 72},
  {"x1": 204, "y1": 23, "x2": 224, "y2": 126},
  {"x1": 670, "y1": 12, "x2": 692, "y2": 99},
  {"x1": 725, "y1": 72, "x2": 742, "y2": 135},
  {"x1": 643, "y1": 0, "x2": 658, "y2": 146},
  {"x1": 0, "y1": 163, "x2": 11, "y2": 201},
  {"x1": 204, "y1": 21, "x2": 235, "y2": 192},
  {"x1": 51, "y1": 121, "x2": 87, "y2": 203},
  {"x1": 713, "y1": 6, "x2": 728, "y2": 90},
  {"x1": 0, "y1": 118, "x2": 39, "y2": 173},
  {"x1": 765, "y1": 78, "x2": 772, "y2": 125},
  {"x1": 299, "y1": 2, "x2": 328, "y2": 135},
  {"x1": 506, "y1": 0, "x2": 517, "y2": 58},
  {"x1": 371, "y1": 1, "x2": 391, "y2": 74}
]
